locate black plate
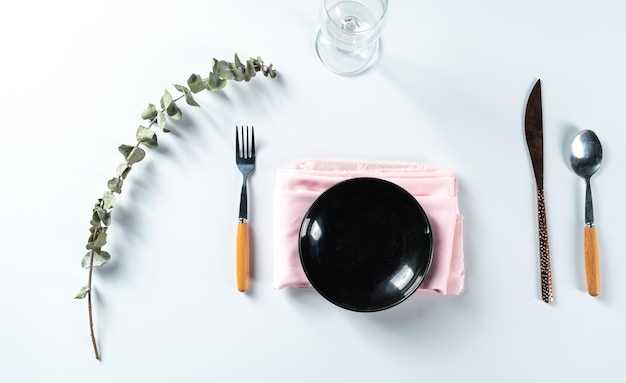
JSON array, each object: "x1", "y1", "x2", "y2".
[{"x1": 298, "y1": 177, "x2": 433, "y2": 312}]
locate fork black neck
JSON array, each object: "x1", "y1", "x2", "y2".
[{"x1": 238, "y1": 181, "x2": 248, "y2": 222}]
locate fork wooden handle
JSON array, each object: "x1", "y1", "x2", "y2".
[
  {"x1": 584, "y1": 226, "x2": 600, "y2": 296},
  {"x1": 236, "y1": 222, "x2": 250, "y2": 292}
]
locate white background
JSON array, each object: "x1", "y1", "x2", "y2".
[{"x1": 1, "y1": 0, "x2": 626, "y2": 382}]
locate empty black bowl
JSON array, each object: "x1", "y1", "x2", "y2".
[{"x1": 298, "y1": 177, "x2": 433, "y2": 312}]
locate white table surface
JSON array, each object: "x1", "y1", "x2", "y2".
[{"x1": 2, "y1": 1, "x2": 626, "y2": 382}]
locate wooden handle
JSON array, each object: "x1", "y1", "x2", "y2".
[
  {"x1": 584, "y1": 226, "x2": 600, "y2": 296},
  {"x1": 236, "y1": 222, "x2": 250, "y2": 292}
]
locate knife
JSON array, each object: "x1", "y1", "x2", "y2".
[{"x1": 524, "y1": 79, "x2": 554, "y2": 304}]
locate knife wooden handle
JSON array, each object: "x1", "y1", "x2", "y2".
[
  {"x1": 584, "y1": 226, "x2": 600, "y2": 296},
  {"x1": 537, "y1": 190, "x2": 554, "y2": 303},
  {"x1": 236, "y1": 222, "x2": 250, "y2": 292}
]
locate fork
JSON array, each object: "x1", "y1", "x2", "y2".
[{"x1": 235, "y1": 125, "x2": 255, "y2": 292}]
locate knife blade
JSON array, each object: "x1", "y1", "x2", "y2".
[{"x1": 524, "y1": 79, "x2": 554, "y2": 303}]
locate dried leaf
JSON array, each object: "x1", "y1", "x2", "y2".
[
  {"x1": 206, "y1": 71, "x2": 226, "y2": 91},
  {"x1": 118, "y1": 144, "x2": 146, "y2": 164},
  {"x1": 89, "y1": 207, "x2": 106, "y2": 224},
  {"x1": 234, "y1": 53, "x2": 244, "y2": 70},
  {"x1": 141, "y1": 104, "x2": 158, "y2": 121},
  {"x1": 93, "y1": 251, "x2": 111, "y2": 267},
  {"x1": 107, "y1": 177, "x2": 123, "y2": 194},
  {"x1": 74, "y1": 285, "x2": 90, "y2": 299},
  {"x1": 184, "y1": 91, "x2": 200, "y2": 107},
  {"x1": 89, "y1": 225, "x2": 107, "y2": 237},
  {"x1": 266, "y1": 64, "x2": 277, "y2": 78},
  {"x1": 216, "y1": 60, "x2": 244, "y2": 82},
  {"x1": 166, "y1": 102, "x2": 182, "y2": 120},
  {"x1": 102, "y1": 191, "x2": 116, "y2": 210},
  {"x1": 157, "y1": 110, "x2": 166, "y2": 128},
  {"x1": 81, "y1": 250, "x2": 111, "y2": 268},
  {"x1": 187, "y1": 73, "x2": 204, "y2": 93},
  {"x1": 101, "y1": 210, "x2": 111, "y2": 226},
  {"x1": 244, "y1": 59, "x2": 257, "y2": 81},
  {"x1": 216, "y1": 60, "x2": 234, "y2": 80},
  {"x1": 128, "y1": 146, "x2": 145, "y2": 164},
  {"x1": 118, "y1": 144, "x2": 133, "y2": 159},
  {"x1": 89, "y1": 219, "x2": 100, "y2": 228},
  {"x1": 94, "y1": 207, "x2": 111, "y2": 226},
  {"x1": 253, "y1": 56, "x2": 264, "y2": 71},
  {"x1": 86, "y1": 231, "x2": 107, "y2": 251},
  {"x1": 90, "y1": 209, "x2": 102, "y2": 227},
  {"x1": 136, "y1": 125, "x2": 158, "y2": 149},
  {"x1": 262, "y1": 62, "x2": 277, "y2": 78},
  {"x1": 81, "y1": 252, "x2": 93, "y2": 269},
  {"x1": 233, "y1": 68, "x2": 244, "y2": 81},
  {"x1": 116, "y1": 163, "x2": 132, "y2": 179},
  {"x1": 173, "y1": 82, "x2": 199, "y2": 106},
  {"x1": 173, "y1": 84, "x2": 189, "y2": 94},
  {"x1": 160, "y1": 89, "x2": 173, "y2": 109}
]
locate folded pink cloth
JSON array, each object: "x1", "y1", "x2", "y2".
[{"x1": 273, "y1": 159, "x2": 464, "y2": 295}]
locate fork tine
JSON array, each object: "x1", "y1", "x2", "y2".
[
  {"x1": 236, "y1": 126, "x2": 240, "y2": 158},
  {"x1": 244, "y1": 126, "x2": 249, "y2": 158},
  {"x1": 251, "y1": 126, "x2": 255, "y2": 159}
]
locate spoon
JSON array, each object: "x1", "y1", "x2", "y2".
[{"x1": 569, "y1": 129, "x2": 603, "y2": 296}]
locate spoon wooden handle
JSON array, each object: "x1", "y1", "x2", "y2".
[
  {"x1": 584, "y1": 226, "x2": 600, "y2": 296},
  {"x1": 236, "y1": 222, "x2": 250, "y2": 292}
]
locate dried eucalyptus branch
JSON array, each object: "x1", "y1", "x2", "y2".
[{"x1": 74, "y1": 54, "x2": 277, "y2": 360}]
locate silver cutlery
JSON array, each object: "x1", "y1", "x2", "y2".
[
  {"x1": 524, "y1": 79, "x2": 554, "y2": 303},
  {"x1": 569, "y1": 129, "x2": 603, "y2": 296},
  {"x1": 235, "y1": 126, "x2": 255, "y2": 292}
]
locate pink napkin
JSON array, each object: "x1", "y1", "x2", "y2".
[{"x1": 273, "y1": 159, "x2": 464, "y2": 295}]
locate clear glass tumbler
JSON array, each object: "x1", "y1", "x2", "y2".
[{"x1": 315, "y1": 0, "x2": 388, "y2": 76}]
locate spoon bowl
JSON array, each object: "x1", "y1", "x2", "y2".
[
  {"x1": 570, "y1": 130, "x2": 603, "y2": 179},
  {"x1": 569, "y1": 129, "x2": 603, "y2": 297}
]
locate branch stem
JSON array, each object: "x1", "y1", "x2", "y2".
[{"x1": 87, "y1": 249, "x2": 101, "y2": 360}]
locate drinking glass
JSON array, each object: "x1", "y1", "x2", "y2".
[{"x1": 315, "y1": 0, "x2": 388, "y2": 76}]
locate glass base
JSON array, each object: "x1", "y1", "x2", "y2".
[{"x1": 315, "y1": 30, "x2": 380, "y2": 76}]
